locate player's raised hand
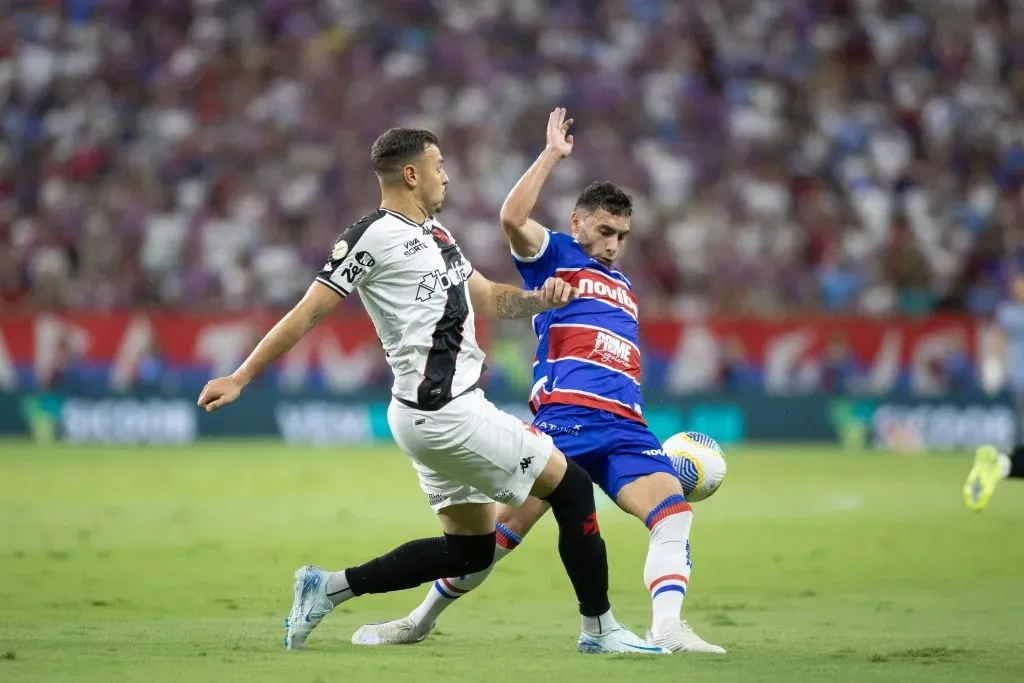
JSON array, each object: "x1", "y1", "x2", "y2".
[
  {"x1": 538, "y1": 276, "x2": 578, "y2": 310},
  {"x1": 546, "y1": 107, "x2": 574, "y2": 158},
  {"x1": 197, "y1": 376, "x2": 244, "y2": 413}
]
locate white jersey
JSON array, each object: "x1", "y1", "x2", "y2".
[{"x1": 315, "y1": 208, "x2": 486, "y2": 410}]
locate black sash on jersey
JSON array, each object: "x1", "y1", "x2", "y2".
[{"x1": 393, "y1": 378, "x2": 481, "y2": 412}]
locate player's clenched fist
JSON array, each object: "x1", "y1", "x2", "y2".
[
  {"x1": 197, "y1": 376, "x2": 244, "y2": 412},
  {"x1": 538, "y1": 276, "x2": 578, "y2": 310}
]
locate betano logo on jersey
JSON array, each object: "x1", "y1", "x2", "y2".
[
  {"x1": 556, "y1": 268, "x2": 638, "y2": 318},
  {"x1": 416, "y1": 259, "x2": 472, "y2": 302}
]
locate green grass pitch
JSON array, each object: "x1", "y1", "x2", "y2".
[{"x1": 1, "y1": 439, "x2": 1022, "y2": 682}]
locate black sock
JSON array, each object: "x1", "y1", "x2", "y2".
[
  {"x1": 342, "y1": 532, "x2": 495, "y2": 597},
  {"x1": 1010, "y1": 446, "x2": 1024, "y2": 479},
  {"x1": 540, "y1": 459, "x2": 610, "y2": 617}
]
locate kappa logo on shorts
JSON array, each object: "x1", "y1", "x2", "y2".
[{"x1": 519, "y1": 456, "x2": 534, "y2": 473}]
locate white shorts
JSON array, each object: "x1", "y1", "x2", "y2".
[{"x1": 388, "y1": 389, "x2": 553, "y2": 512}]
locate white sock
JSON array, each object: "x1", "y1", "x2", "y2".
[
  {"x1": 643, "y1": 495, "x2": 694, "y2": 637},
  {"x1": 408, "y1": 523, "x2": 521, "y2": 630},
  {"x1": 325, "y1": 569, "x2": 354, "y2": 606},
  {"x1": 999, "y1": 452, "x2": 1012, "y2": 479},
  {"x1": 582, "y1": 608, "x2": 618, "y2": 636}
]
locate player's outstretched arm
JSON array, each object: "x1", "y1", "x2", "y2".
[
  {"x1": 468, "y1": 271, "x2": 577, "y2": 319},
  {"x1": 499, "y1": 107, "x2": 574, "y2": 259},
  {"x1": 197, "y1": 282, "x2": 341, "y2": 412}
]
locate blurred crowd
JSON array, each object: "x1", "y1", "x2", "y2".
[{"x1": 2, "y1": 0, "x2": 1024, "y2": 318}]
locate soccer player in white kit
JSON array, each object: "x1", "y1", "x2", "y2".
[
  {"x1": 197, "y1": 128, "x2": 664, "y2": 654},
  {"x1": 351, "y1": 109, "x2": 725, "y2": 654}
]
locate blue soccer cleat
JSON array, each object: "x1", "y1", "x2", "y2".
[{"x1": 283, "y1": 566, "x2": 333, "y2": 650}]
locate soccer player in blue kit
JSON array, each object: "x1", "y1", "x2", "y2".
[{"x1": 353, "y1": 109, "x2": 724, "y2": 654}]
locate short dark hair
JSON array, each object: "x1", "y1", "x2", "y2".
[
  {"x1": 574, "y1": 182, "x2": 633, "y2": 218},
  {"x1": 370, "y1": 128, "x2": 440, "y2": 178}
]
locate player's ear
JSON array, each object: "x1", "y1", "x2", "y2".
[
  {"x1": 402, "y1": 163, "x2": 418, "y2": 188},
  {"x1": 569, "y1": 210, "x2": 581, "y2": 238}
]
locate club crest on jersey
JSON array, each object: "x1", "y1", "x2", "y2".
[{"x1": 415, "y1": 260, "x2": 472, "y2": 302}]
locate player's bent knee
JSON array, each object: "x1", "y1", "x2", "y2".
[
  {"x1": 495, "y1": 498, "x2": 549, "y2": 538},
  {"x1": 437, "y1": 501, "x2": 496, "y2": 536},
  {"x1": 616, "y1": 472, "x2": 684, "y2": 521},
  {"x1": 528, "y1": 447, "x2": 568, "y2": 499},
  {"x1": 443, "y1": 532, "x2": 496, "y2": 574},
  {"x1": 538, "y1": 456, "x2": 592, "y2": 503}
]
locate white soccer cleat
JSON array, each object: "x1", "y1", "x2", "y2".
[
  {"x1": 577, "y1": 625, "x2": 670, "y2": 654},
  {"x1": 283, "y1": 565, "x2": 334, "y2": 650},
  {"x1": 351, "y1": 616, "x2": 435, "y2": 646},
  {"x1": 647, "y1": 621, "x2": 726, "y2": 654}
]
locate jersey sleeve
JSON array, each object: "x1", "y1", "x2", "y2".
[
  {"x1": 512, "y1": 229, "x2": 570, "y2": 289},
  {"x1": 315, "y1": 219, "x2": 383, "y2": 297}
]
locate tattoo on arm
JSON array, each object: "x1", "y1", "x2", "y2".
[
  {"x1": 494, "y1": 289, "x2": 546, "y2": 319},
  {"x1": 306, "y1": 309, "x2": 327, "y2": 331}
]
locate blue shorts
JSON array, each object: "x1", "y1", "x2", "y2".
[{"x1": 532, "y1": 403, "x2": 677, "y2": 501}]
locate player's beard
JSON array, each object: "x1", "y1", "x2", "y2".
[
  {"x1": 578, "y1": 232, "x2": 615, "y2": 267},
  {"x1": 585, "y1": 247, "x2": 614, "y2": 268},
  {"x1": 577, "y1": 237, "x2": 601, "y2": 264},
  {"x1": 431, "y1": 196, "x2": 445, "y2": 215}
]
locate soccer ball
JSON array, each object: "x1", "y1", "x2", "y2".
[{"x1": 663, "y1": 431, "x2": 727, "y2": 502}]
